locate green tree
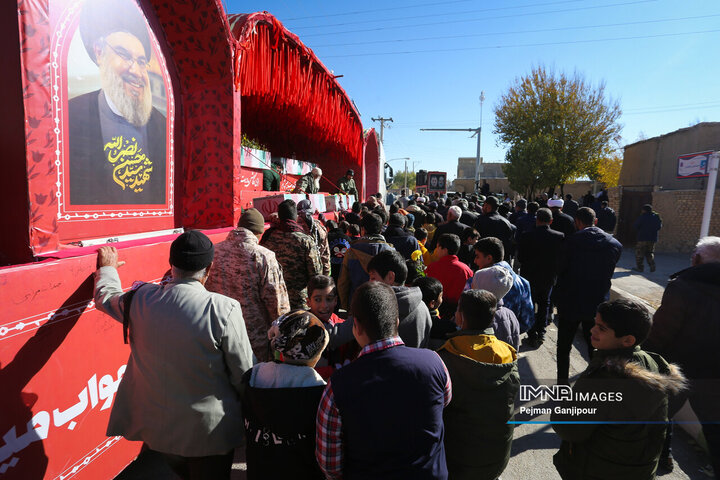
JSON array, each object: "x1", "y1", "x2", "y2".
[
  {"x1": 494, "y1": 66, "x2": 622, "y2": 197},
  {"x1": 502, "y1": 134, "x2": 556, "y2": 199},
  {"x1": 390, "y1": 171, "x2": 416, "y2": 191}
]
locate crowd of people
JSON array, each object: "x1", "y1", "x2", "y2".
[{"x1": 93, "y1": 188, "x2": 719, "y2": 480}]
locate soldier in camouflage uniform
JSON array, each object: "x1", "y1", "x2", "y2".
[
  {"x1": 297, "y1": 199, "x2": 332, "y2": 276},
  {"x1": 206, "y1": 208, "x2": 290, "y2": 362},
  {"x1": 292, "y1": 167, "x2": 322, "y2": 194},
  {"x1": 261, "y1": 199, "x2": 323, "y2": 310},
  {"x1": 336, "y1": 169, "x2": 358, "y2": 197}
]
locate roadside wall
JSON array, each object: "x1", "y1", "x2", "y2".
[{"x1": 652, "y1": 189, "x2": 720, "y2": 252}]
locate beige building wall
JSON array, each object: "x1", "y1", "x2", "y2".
[
  {"x1": 652, "y1": 190, "x2": 720, "y2": 252},
  {"x1": 617, "y1": 122, "x2": 720, "y2": 252},
  {"x1": 621, "y1": 122, "x2": 720, "y2": 191}
]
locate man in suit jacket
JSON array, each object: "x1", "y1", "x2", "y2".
[
  {"x1": 428, "y1": 206, "x2": 466, "y2": 253},
  {"x1": 548, "y1": 198, "x2": 576, "y2": 239},
  {"x1": 94, "y1": 231, "x2": 254, "y2": 477},
  {"x1": 473, "y1": 196, "x2": 516, "y2": 262},
  {"x1": 517, "y1": 208, "x2": 565, "y2": 347}
]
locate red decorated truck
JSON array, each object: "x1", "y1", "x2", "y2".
[
  {"x1": 0, "y1": 1, "x2": 381, "y2": 478},
  {"x1": 415, "y1": 170, "x2": 448, "y2": 196}
]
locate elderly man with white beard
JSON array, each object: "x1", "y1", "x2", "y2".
[
  {"x1": 293, "y1": 167, "x2": 323, "y2": 194},
  {"x1": 69, "y1": 0, "x2": 167, "y2": 206}
]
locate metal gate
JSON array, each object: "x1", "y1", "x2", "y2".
[{"x1": 616, "y1": 190, "x2": 653, "y2": 246}]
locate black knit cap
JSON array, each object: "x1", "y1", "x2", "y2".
[{"x1": 169, "y1": 230, "x2": 214, "y2": 271}]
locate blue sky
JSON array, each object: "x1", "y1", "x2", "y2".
[{"x1": 226, "y1": 0, "x2": 720, "y2": 181}]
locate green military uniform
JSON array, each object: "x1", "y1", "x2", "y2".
[
  {"x1": 293, "y1": 172, "x2": 318, "y2": 194},
  {"x1": 263, "y1": 167, "x2": 281, "y2": 191},
  {"x1": 337, "y1": 176, "x2": 358, "y2": 197}
]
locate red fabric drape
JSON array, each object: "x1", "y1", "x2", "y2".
[{"x1": 229, "y1": 12, "x2": 364, "y2": 197}]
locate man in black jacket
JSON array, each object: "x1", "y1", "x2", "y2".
[
  {"x1": 458, "y1": 199, "x2": 478, "y2": 228},
  {"x1": 473, "y1": 196, "x2": 516, "y2": 262},
  {"x1": 428, "y1": 205, "x2": 466, "y2": 252},
  {"x1": 554, "y1": 207, "x2": 622, "y2": 384},
  {"x1": 518, "y1": 208, "x2": 565, "y2": 348},
  {"x1": 596, "y1": 201, "x2": 617, "y2": 233},
  {"x1": 644, "y1": 236, "x2": 720, "y2": 475},
  {"x1": 562, "y1": 194, "x2": 579, "y2": 218},
  {"x1": 384, "y1": 213, "x2": 421, "y2": 260},
  {"x1": 548, "y1": 198, "x2": 576, "y2": 239}
]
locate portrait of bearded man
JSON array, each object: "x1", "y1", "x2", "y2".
[{"x1": 68, "y1": 0, "x2": 167, "y2": 206}]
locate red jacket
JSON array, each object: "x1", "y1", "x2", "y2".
[{"x1": 426, "y1": 254, "x2": 473, "y2": 303}]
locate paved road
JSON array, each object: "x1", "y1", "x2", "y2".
[{"x1": 116, "y1": 248, "x2": 714, "y2": 479}]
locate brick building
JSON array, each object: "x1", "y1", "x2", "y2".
[{"x1": 615, "y1": 122, "x2": 720, "y2": 252}]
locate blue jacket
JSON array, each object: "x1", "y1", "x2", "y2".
[
  {"x1": 555, "y1": 227, "x2": 623, "y2": 318},
  {"x1": 634, "y1": 212, "x2": 662, "y2": 242},
  {"x1": 384, "y1": 225, "x2": 421, "y2": 260},
  {"x1": 497, "y1": 261, "x2": 534, "y2": 334}
]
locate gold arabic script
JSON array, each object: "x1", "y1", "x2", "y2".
[{"x1": 104, "y1": 136, "x2": 153, "y2": 193}]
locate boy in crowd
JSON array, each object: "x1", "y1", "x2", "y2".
[
  {"x1": 241, "y1": 310, "x2": 328, "y2": 479},
  {"x1": 414, "y1": 227, "x2": 435, "y2": 266},
  {"x1": 457, "y1": 227, "x2": 481, "y2": 271},
  {"x1": 552, "y1": 299, "x2": 686, "y2": 480},
  {"x1": 367, "y1": 249, "x2": 433, "y2": 348},
  {"x1": 471, "y1": 265, "x2": 520, "y2": 350},
  {"x1": 347, "y1": 223, "x2": 361, "y2": 241},
  {"x1": 337, "y1": 213, "x2": 394, "y2": 309},
  {"x1": 438, "y1": 289, "x2": 519, "y2": 480},
  {"x1": 472, "y1": 237, "x2": 534, "y2": 334},
  {"x1": 306, "y1": 275, "x2": 356, "y2": 378},
  {"x1": 426, "y1": 233, "x2": 474, "y2": 319},
  {"x1": 413, "y1": 276, "x2": 458, "y2": 350}
]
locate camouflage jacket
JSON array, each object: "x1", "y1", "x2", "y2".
[
  {"x1": 261, "y1": 228, "x2": 323, "y2": 310},
  {"x1": 206, "y1": 228, "x2": 290, "y2": 362},
  {"x1": 292, "y1": 172, "x2": 319, "y2": 194},
  {"x1": 337, "y1": 176, "x2": 358, "y2": 197},
  {"x1": 300, "y1": 218, "x2": 331, "y2": 276}
]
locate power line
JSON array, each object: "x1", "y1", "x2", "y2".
[
  {"x1": 289, "y1": 0, "x2": 584, "y2": 29},
  {"x1": 623, "y1": 104, "x2": 720, "y2": 116},
  {"x1": 284, "y1": 0, "x2": 475, "y2": 21},
  {"x1": 310, "y1": 14, "x2": 720, "y2": 48},
  {"x1": 299, "y1": 0, "x2": 657, "y2": 37},
  {"x1": 321, "y1": 29, "x2": 720, "y2": 58},
  {"x1": 624, "y1": 100, "x2": 720, "y2": 113}
]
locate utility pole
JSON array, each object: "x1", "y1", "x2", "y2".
[
  {"x1": 372, "y1": 116, "x2": 393, "y2": 144},
  {"x1": 421, "y1": 92, "x2": 485, "y2": 192},
  {"x1": 700, "y1": 151, "x2": 719, "y2": 237},
  {"x1": 404, "y1": 158, "x2": 408, "y2": 192}
]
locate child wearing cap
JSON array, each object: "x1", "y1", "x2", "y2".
[
  {"x1": 240, "y1": 310, "x2": 329, "y2": 479},
  {"x1": 470, "y1": 265, "x2": 521, "y2": 350}
]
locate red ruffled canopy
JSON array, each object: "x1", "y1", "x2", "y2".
[{"x1": 229, "y1": 12, "x2": 364, "y2": 194}]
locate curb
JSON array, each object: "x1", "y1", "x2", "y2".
[{"x1": 609, "y1": 286, "x2": 657, "y2": 315}]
